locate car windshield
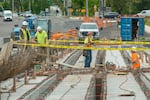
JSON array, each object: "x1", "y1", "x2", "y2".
[
  {"x1": 141, "y1": 11, "x2": 146, "y2": 13},
  {"x1": 25, "y1": 11, "x2": 31, "y2": 14},
  {"x1": 4, "y1": 13, "x2": 11, "y2": 16},
  {"x1": 80, "y1": 24, "x2": 97, "y2": 29}
]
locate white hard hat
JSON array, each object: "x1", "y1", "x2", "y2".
[
  {"x1": 131, "y1": 46, "x2": 136, "y2": 51},
  {"x1": 22, "y1": 21, "x2": 28, "y2": 26},
  {"x1": 37, "y1": 26, "x2": 42, "y2": 31}
]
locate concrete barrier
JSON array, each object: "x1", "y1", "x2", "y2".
[{"x1": 145, "y1": 25, "x2": 150, "y2": 34}]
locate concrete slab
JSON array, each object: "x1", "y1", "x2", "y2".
[
  {"x1": 105, "y1": 50, "x2": 127, "y2": 69},
  {"x1": 1, "y1": 76, "x2": 49, "y2": 100},
  {"x1": 107, "y1": 73, "x2": 147, "y2": 100},
  {"x1": 46, "y1": 75, "x2": 92, "y2": 100}
]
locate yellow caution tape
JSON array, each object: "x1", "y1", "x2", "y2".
[
  {"x1": 49, "y1": 39, "x2": 150, "y2": 45},
  {"x1": 13, "y1": 42, "x2": 150, "y2": 51}
]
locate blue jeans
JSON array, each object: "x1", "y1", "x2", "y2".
[{"x1": 84, "y1": 50, "x2": 92, "y2": 68}]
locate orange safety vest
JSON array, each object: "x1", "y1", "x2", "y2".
[{"x1": 131, "y1": 52, "x2": 140, "y2": 69}]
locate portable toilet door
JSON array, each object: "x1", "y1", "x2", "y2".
[
  {"x1": 138, "y1": 18, "x2": 144, "y2": 36},
  {"x1": 120, "y1": 17, "x2": 132, "y2": 41}
]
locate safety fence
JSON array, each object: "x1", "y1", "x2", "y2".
[{"x1": 13, "y1": 40, "x2": 150, "y2": 51}]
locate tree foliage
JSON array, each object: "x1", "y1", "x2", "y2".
[{"x1": 1, "y1": 0, "x2": 150, "y2": 15}]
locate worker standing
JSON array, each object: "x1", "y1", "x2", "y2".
[
  {"x1": 33, "y1": 26, "x2": 48, "y2": 61},
  {"x1": 20, "y1": 21, "x2": 31, "y2": 42},
  {"x1": 33, "y1": 26, "x2": 48, "y2": 44},
  {"x1": 83, "y1": 32, "x2": 93, "y2": 68}
]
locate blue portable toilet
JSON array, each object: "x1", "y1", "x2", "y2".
[{"x1": 120, "y1": 17, "x2": 144, "y2": 41}]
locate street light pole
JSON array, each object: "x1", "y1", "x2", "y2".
[{"x1": 86, "y1": 0, "x2": 88, "y2": 17}]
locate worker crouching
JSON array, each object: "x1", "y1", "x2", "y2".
[
  {"x1": 130, "y1": 47, "x2": 140, "y2": 81},
  {"x1": 131, "y1": 47, "x2": 140, "y2": 70}
]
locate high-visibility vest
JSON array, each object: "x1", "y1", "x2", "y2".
[
  {"x1": 84, "y1": 36, "x2": 93, "y2": 47},
  {"x1": 131, "y1": 52, "x2": 140, "y2": 69},
  {"x1": 20, "y1": 28, "x2": 31, "y2": 41}
]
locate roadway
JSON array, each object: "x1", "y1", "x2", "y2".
[{"x1": 0, "y1": 17, "x2": 23, "y2": 38}]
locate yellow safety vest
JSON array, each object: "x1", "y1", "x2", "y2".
[
  {"x1": 84, "y1": 36, "x2": 93, "y2": 47},
  {"x1": 20, "y1": 28, "x2": 31, "y2": 41}
]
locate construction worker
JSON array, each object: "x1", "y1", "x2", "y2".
[
  {"x1": 33, "y1": 26, "x2": 48, "y2": 44},
  {"x1": 33, "y1": 26, "x2": 48, "y2": 61},
  {"x1": 130, "y1": 46, "x2": 140, "y2": 81},
  {"x1": 83, "y1": 32, "x2": 93, "y2": 68},
  {"x1": 20, "y1": 21, "x2": 31, "y2": 42},
  {"x1": 130, "y1": 47, "x2": 140, "y2": 70}
]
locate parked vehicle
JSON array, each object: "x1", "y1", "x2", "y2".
[
  {"x1": 24, "y1": 11, "x2": 33, "y2": 17},
  {"x1": 11, "y1": 24, "x2": 20, "y2": 40},
  {"x1": 78, "y1": 22, "x2": 100, "y2": 40},
  {"x1": 104, "y1": 12, "x2": 119, "y2": 19},
  {"x1": 137, "y1": 10, "x2": 150, "y2": 17},
  {"x1": 3, "y1": 10, "x2": 13, "y2": 21}
]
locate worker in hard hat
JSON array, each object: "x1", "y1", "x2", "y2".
[
  {"x1": 83, "y1": 32, "x2": 93, "y2": 68},
  {"x1": 130, "y1": 46, "x2": 140, "y2": 81},
  {"x1": 33, "y1": 26, "x2": 48, "y2": 61},
  {"x1": 20, "y1": 21, "x2": 31, "y2": 42},
  {"x1": 130, "y1": 47, "x2": 140, "y2": 70},
  {"x1": 33, "y1": 26, "x2": 48, "y2": 44}
]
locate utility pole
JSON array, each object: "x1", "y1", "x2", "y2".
[
  {"x1": 12, "y1": 0, "x2": 14, "y2": 13},
  {"x1": 86, "y1": 0, "x2": 88, "y2": 17},
  {"x1": 30, "y1": 0, "x2": 32, "y2": 12}
]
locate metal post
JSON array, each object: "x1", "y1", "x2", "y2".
[
  {"x1": 12, "y1": 77, "x2": 16, "y2": 92},
  {"x1": 0, "y1": 82, "x2": 1, "y2": 100},
  {"x1": 86, "y1": 0, "x2": 88, "y2": 17},
  {"x1": 24, "y1": 70, "x2": 28, "y2": 84},
  {"x1": 64, "y1": 0, "x2": 66, "y2": 16},
  {"x1": 102, "y1": 0, "x2": 104, "y2": 18}
]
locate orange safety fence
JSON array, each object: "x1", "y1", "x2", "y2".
[
  {"x1": 51, "y1": 29, "x2": 78, "y2": 40},
  {"x1": 51, "y1": 32, "x2": 64, "y2": 40}
]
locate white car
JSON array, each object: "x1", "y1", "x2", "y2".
[
  {"x1": 3, "y1": 10, "x2": 13, "y2": 21},
  {"x1": 24, "y1": 11, "x2": 33, "y2": 17},
  {"x1": 137, "y1": 10, "x2": 150, "y2": 17},
  {"x1": 78, "y1": 22, "x2": 100, "y2": 40}
]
